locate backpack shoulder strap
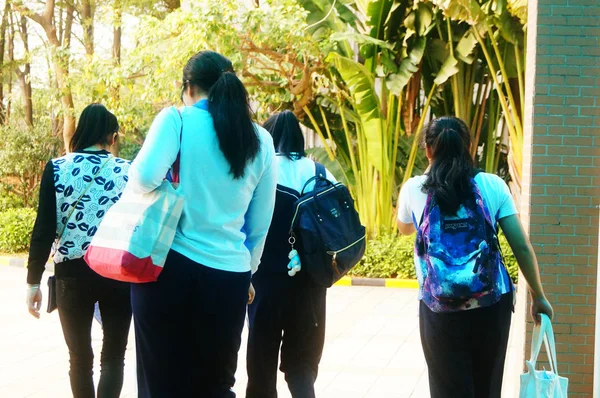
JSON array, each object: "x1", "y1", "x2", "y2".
[
  {"x1": 472, "y1": 168, "x2": 484, "y2": 177},
  {"x1": 315, "y1": 162, "x2": 326, "y2": 178},
  {"x1": 418, "y1": 191, "x2": 435, "y2": 227},
  {"x1": 299, "y1": 162, "x2": 328, "y2": 195}
]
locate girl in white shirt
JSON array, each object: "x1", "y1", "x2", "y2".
[
  {"x1": 397, "y1": 116, "x2": 553, "y2": 397},
  {"x1": 246, "y1": 111, "x2": 335, "y2": 398}
]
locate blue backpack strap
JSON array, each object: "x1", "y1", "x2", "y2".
[
  {"x1": 418, "y1": 191, "x2": 435, "y2": 227},
  {"x1": 315, "y1": 162, "x2": 326, "y2": 178}
]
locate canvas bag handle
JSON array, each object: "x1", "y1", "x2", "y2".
[
  {"x1": 170, "y1": 108, "x2": 184, "y2": 184},
  {"x1": 529, "y1": 313, "x2": 560, "y2": 375}
]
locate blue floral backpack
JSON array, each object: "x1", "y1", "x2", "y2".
[{"x1": 416, "y1": 174, "x2": 508, "y2": 313}]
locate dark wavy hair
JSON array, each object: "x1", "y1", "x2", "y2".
[
  {"x1": 421, "y1": 116, "x2": 474, "y2": 215},
  {"x1": 182, "y1": 51, "x2": 259, "y2": 179},
  {"x1": 69, "y1": 104, "x2": 119, "y2": 152},
  {"x1": 262, "y1": 110, "x2": 305, "y2": 160}
]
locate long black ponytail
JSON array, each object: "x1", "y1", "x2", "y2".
[
  {"x1": 182, "y1": 51, "x2": 259, "y2": 179},
  {"x1": 421, "y1": 116, "x2": 474, "y2": 215}
]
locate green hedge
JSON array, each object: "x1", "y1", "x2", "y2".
[
  {"x1": 0, "y1": 206, "x2": 520, "y2": 284},
  {"x1": 349, "y1": 232, "x2": 518, "y2": 283},
  {"x1": 0, "y1": 208, "x2": 37, "y2": 253}
]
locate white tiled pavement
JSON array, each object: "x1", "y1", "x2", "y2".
[{"x1": 0, "y1": 266, "x2": 520, "y2": 397}]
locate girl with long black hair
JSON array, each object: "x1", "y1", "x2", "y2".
[
  {"x1": 397, "y1": 116, "x2": 553, "y2": 397},
  {"x1": 128, "y1": 51, "x2": 277, "y2": 397}
]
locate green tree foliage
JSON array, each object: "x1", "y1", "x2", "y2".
[
  {"x1": 0, "y1": 117, "x2": 61, "y2": 208},
  {"x1": 1, "y1": 0, "x2": 527, "y2": 254},
  {"x1": 0, "y1": 207, "x2": 37, "y2": 253}
]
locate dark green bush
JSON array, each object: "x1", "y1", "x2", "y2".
[
  {"x1": 0, "y1": 208, "x2": 37, "y2": 253},
  {"x1": 349, "y1": 233, "x2": 416, "y2": 279},
  {"x1": 349, "y1": 232, "x2": 518, "y2": 283}
]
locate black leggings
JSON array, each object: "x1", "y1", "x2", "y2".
[
  {"x1": 56, "y1": 266, "x2": 132, "y2": 398},
  {"x1": 419, "y1": 293, "x2": 513, "y2": 398}
]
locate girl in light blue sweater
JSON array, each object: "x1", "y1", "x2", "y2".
[{"x1": 128, "y1": 51, "x2": 277, "y2": 398}]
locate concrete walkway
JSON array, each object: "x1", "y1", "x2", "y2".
[{"x1": 0, "y1": 265, "x2": 521, "y2": 397}]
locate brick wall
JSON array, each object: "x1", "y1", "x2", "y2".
[{"x1": 520, "y1": 0, "x2": 600, "y2": 396}]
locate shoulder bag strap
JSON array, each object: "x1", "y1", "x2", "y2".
[
  {"x1": 171, "y1": 108, "x2": 184, "y2": 184},
  {"x1": 56, "y1": 156, "x2": 111, "y2": 246}
]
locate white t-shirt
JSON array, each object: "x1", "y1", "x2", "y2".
[
  {"x1": 397, "y1": 172, "x2": 518, "y2": 229},
  {"x1": 276, "y1": 155, "x2": 337, "y2": 193}
]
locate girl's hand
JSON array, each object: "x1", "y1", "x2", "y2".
[
  {"x1": 248, "y1": 283, "x2": 256, "y2": 305},
  {"x1": 26, "y1": 285, "x2": 42, "y2": 319},
  {"x1": 531, "y1": 295, "x2": 553, "y2": 324}
]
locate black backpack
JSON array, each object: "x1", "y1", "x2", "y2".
[{"x1": 290, "y1": 163, "x2": 366, "y2": 287}]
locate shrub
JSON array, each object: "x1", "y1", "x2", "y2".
[
  {"x1": 0, "y1": 119, "x2": 61, "y2": 209},
  {"x1": 349, "y1": 233, "x2": 416, "y2": 279},
  {"x1": 499, "y1": 233, "x2": 518, "y2": 283},
  {"x1": 0, "y1": 186, "x2": 26, "y2": 212},
  {"x1": 0, "y1": 208, "x2": 37, "y2": 253},
  {"x1": 349, "y1": 231, "x2": 518, "y2": 283}
]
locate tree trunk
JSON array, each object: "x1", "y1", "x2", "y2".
[
  {"x1": 64, "y1": 3, "x2": 74, "y2": 49},
  {"x1": 16, "y1": 15, "x2": 32, "y2": 126},
  {"x1": 164, "y1": 0, "x2": 181, "y2": 12},
  {"x1": 15, "y1": 0, "x2": 76, "y2": 151},
  {"x1": 112, "y1": 0, "x2": 121, "y2": 65},
  {"x1": 0, "y1": 0, "x2": 10, "y2": 124},
  {"x1": 80, "y1": 0, "x2": 94, "y2": 56},
  {"x1": 110, "y1": 0, "x2": 122, "y2": 157},
  {"x1": 6, "y1": 12, "x2": 14, "y2": 123}
]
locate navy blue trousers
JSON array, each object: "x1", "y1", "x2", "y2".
[
  {"x1": 131, "y1": 250, "x2": 251, "y2": 398},
  {"x1": 420, "y1": 293, "x2": 513, "y2": 398},
  {"x1": 246, "y1": 271, "x2": 326, "y2": 398}
]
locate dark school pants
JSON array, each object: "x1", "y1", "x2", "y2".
[
  {"x1": 56, "y1": 259, "x2": 132, "y2": 398},
  {"x1": 419, "y1": 293, "x2": 513, "y2": 398},
  {"x1": 131, "y1": 249, "x2": 251, "y2": 398},
  {"x1": 246, "y1": 271, "x2": 327, "y2": 398}
]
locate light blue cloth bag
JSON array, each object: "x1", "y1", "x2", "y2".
[{"x1": 519, "y1": 314, "x2": 568, "y2": 398}]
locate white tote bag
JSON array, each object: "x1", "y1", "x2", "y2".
[
  {"x1": 519, "y1": 314, "x2": 569, "y2": 398},
  {"x1": 85, "y1": 108, "x2": 184, "y2": 283}
]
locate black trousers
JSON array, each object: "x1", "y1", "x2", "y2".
[
  {"x1": 246, "y1": 271, "x2": 326, "y2": 398},
  {"x1": 419, "y1": 293, "x2": 513, "y2": 398},
  {"x1": 131, "y1": 250, "x2": 251, "y2": 398},
  {"x1": 56, "y1": 260, "x2": 132, "y2": 398}
]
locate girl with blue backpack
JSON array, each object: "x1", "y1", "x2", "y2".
[
  {"x1": 397, "y1": 116, "x2": 553, "y2": 397},
  {"x1": 246, "y1": 110, "x2": 336, "y2": 398}
]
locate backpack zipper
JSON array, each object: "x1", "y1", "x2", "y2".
[
  {"x1": 289, "y1": 184, "x2": 340, "y2": 229},
  {"x1": 326, "y1": 234, "x2": 366, "y2": 257},
  {"x1": 327, "y1": 234, "x2": 366, "y2": 275}
]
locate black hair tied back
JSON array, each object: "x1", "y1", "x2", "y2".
[
  {"x1": 182, "y1": 51, "x2": 259, "y2": 179},
  {"x1": 262, "y1": 110, "x2": 305, "y2": 160},
  {"x1": 421, "y1": 116, "x2": 474, "y2": 215}
]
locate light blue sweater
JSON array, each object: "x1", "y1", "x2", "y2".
[{"x1": 129, "y1": 100, "x2": 277, "y2": 273}]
